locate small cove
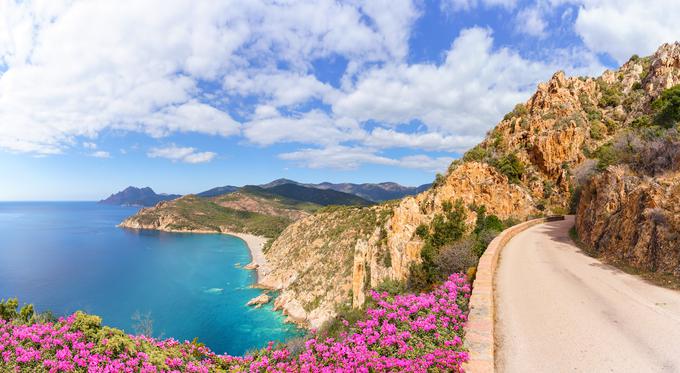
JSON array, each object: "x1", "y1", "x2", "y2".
[{"x1": 0, "y1": 201, "x2": 301, "y2": 355}]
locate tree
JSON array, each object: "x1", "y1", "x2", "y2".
[{"x1": 652, "y1": 85, "x2": 680, "y2": 128}]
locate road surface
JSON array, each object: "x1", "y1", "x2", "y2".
[{"x1": 496, "y1": 216, "x2": 680, "y2": 372}]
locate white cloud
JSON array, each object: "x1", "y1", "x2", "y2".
[
  {"x1": 516, "y1": 6, "x2": 548, "y2": 37},
  {"x1": 223, "y1": 71, "x2": 337, "y2": 107},
  {"x1": 0, "y1": 0, "x2": 421, "y2": 155},
  {"x1": 279, "y1": 146, "x2": 453, "y2": 172},
  {"x1": 90, "y1": 151, "x2": 110, "y2": 158},
  {"x1": 365, "y1": 128, "x2": 481, "y2": 153},
  {"x1": 334, "y1": 27, "x2": 553, "y2": 136},
  {"x1": 82, "y1": 142, "x2": 97, "y2": 149},
  {"x1": 574, "y1": 0, "x2": 680, "y2": 63},
  {"x1": 243, "y1": 107, "x2": 365, "y2": 146},
  {"x1": 441, "y1": 0, "x2": 517, "y2": 12},
  {"x1": 147, "y1": 144, "x2": 216, "y2": 164}
]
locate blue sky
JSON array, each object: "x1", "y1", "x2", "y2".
[{"x1": 1, "y1": 0, "x2": 678, "y2": 200}]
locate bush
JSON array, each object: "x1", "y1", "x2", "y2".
[
  {"x1": 590, "y1": 120, "x2": 606, "y2": 140},
  {"x1": 473, "y1": 229, "x2": 500, "y2": 258},
  {"x1": 412, "y1": 200, "x2": 467, "y2": 289},
  {"x1": 493, "y1": 153, "x2": 525, "y2": 184},
  {"x1": 433, "y1": 173, "x2": 446, "y2": 187},
  {"x1": 652, "y1": 85, "x2": 680, "y2": 128},
  {"x1": 597, "y1": 80, "x2": 623, "y2": 107},
  {"x1": 503, "y1": 103, "x2": 528, "y2": 121},
  {"x1": 569, "y1": 185, "x2": 582, "y2": 214},
  {"x1": 631, "y1": 115, "x2": 652, "y2": 128},
  {"x1": 593, "y1": 143, "x2": 618, "y2": 171},
  {"x1": 463, "y1": 145, "x2": 489, "y2": 162},
  {"x1": 435, "y1": 239, "x2": 478, "y2": 277},
  {"x1": 375, "y1": 279, "x2": 406, "y2": 296}
]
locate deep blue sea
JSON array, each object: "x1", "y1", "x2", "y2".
[{"x1": 0, "y1": 202, "x2": 301, "y2": 355}]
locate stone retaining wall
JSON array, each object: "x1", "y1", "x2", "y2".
[{"x1": 462, "y1": 216, "x2": 564, "y2": 372}]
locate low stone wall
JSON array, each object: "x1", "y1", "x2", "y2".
[{"x1": 462, "y1": 216, "x2": 563, "y2": 372}]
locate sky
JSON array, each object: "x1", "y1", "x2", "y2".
[{"x1": 1, "y1": 0, "x2": 679, "y2": 200}]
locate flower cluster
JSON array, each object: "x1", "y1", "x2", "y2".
[{"x1": 0, "y1": 274, "x2": 470, "y2": 372}]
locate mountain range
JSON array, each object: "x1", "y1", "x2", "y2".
[
  {"x1": 102, "y1": 179, "x2": 430, "y2": 206},
  {"x1": 99, "y1": 187, "x2": 181, "y2": 207}
]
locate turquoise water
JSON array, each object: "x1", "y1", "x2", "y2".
[{"x1": 0, "y1": 202, "x2": 301, "y2": 355}]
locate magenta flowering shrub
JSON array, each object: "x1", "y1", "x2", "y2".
[{"x1": 0, "y1": 274, "x2": 470, "y2": 372}]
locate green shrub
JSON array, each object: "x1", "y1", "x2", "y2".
[
  {"x1": 593, "y1": 143, "x2": 618, "y2": 171},
  {"x1": 590, "y1": 120, "x2": 606, "y2": 140},
  {"x1": 375, "y1": 279, "x2": 406, "y2": 295},
  {"x1": 433, "y1": 173, "x2": 446, "y2": 187},
  {"x1": 652, "y1": 85, "x2": 680, "y2": 128},
  {"x1": 542, "y1": 181, "x2": 555, "y2": 198},
  {"x1": 569, "y1": 185, "x2": 582, "y2": 214},
  {"x1": 462, "y1": 145, "x2": 489, "y2": 163},
  {"x1": 415, "y1": 224, "x2": 429, "y2": 239},
  {"x1": 412, "y1": 199, "x2": 467, "y2": 288},
  {"x1": 597, "y1": 80, "x2": 623, "y2": 107},
  {"x1": 493, "y1": 153, "x2": 525, "y2": 184},
  {"x1": 503, "y1": 103, "x2": 528, "y2": 121},
  {"x1": 0, "y1": 298, "x2": 19, "y2": 321},
  {"x1": 631, "y1": 115, "x2": 652, "y2": 128}
]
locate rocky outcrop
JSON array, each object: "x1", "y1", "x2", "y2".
[
  {"x1": 576, "y1": 166, "x2": 680, "y2": 277},
  {"x1": 246, "y1": 293, "x2": 271, "y2": 308}
]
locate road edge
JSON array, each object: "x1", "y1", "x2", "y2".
[{"x1": 462, "y1": 216, "x2": 564, "y2": 373}]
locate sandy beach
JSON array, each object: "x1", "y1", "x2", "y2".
[{"x1": 225, "y1": 232, "x2": 270, "y2": 283}]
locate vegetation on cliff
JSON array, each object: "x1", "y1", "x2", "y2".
[{"x1": 121, "y1": 195, "x2": 293, "y2": 238}]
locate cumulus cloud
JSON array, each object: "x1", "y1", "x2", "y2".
[
  {"x1": 243, "y1": 107, "x2": 365, "y2": 146},
  {"x1": 333, "y1": 27, "x2": 553, "y2": 136},
  {"x1": 441, "y1": 0, "x2": 517, "y2": 12},
  {"x1": 147, "y1": 145, "x2": 216, "y2": 164},
  {"x1": 574, "y1": 0, "x2": 680, "y2": 63},
  {"x1": 0, "y1": 0, "x2": 420, "y2": 155},
  {"x1": 279, "y1": 146, "x2": 453, "y2": 172}
]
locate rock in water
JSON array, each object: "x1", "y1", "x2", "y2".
[{"x1": 246, "y1": 293, "x2": 271, "y2": 308}]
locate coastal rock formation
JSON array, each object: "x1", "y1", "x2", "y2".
[
  {"x1": 246, "y1": 293, "x2": 271, "y2": 308},
  {"x1": 119, "y1": 194, "x2": 300, "y2": 238},
  {"x1": 263, "y1": 42, "x2": 680, "y2": 328}
]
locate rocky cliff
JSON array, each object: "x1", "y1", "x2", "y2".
[
  {"x1": 576, "y1": 166, "x2": 680, "y2": 278},
  {"x1": 263, "y1": 42, "x2": 680, "y2": 328}
]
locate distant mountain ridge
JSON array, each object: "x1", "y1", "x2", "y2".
[
  {"x1": 263, "y1": 183, "x2": 372, "y2": 206},
  {"x1": 259, "y1": 178, "x2": 430, "y2": 202},
  {"x1": 196, "y1": 185, "x2": 239, "y2": 198},
  {"x1": 106, "y1": 179, "x2": 427, "y2": 207},
  {"x1": 99, "y1": 187, "x2": 180, "y2": 207}
]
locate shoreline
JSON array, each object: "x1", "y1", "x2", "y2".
[
  {"x1": 117, "y1": 224, "x2": 271, "y2": 284},
  {"x1": 223, "y1": 231, "x2": 270, "y2": 284}
]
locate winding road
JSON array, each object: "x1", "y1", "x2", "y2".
[{"x1": 495, "y1": 216, "x2": 680, "y2": 372}]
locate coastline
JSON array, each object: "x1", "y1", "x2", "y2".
[
  {"x1": 223, "y1": 231, "x2": 270, "y2": 284},
  {"x1": 117, "y1": 223, "x2": 270, "y2": 284}
]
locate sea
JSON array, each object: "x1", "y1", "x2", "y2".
[{"x1": 0, "y1": 201, "x2": 301, "y2": 355}]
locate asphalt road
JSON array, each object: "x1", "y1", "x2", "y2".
[{"x1": 496, "y1": 216, "x2": 680, "y2": 372}]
